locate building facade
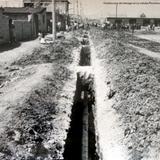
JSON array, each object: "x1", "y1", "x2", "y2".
[
  {"x1": 107, "y1": 17, "x2": 160, "y2": 27},
  {"x1": 3, "y1": 7, "x2": 47, "y2": 41},
  {"x1": 23, "y1": 0, "x2": 70, "y2": 31},
  {"x1": 0, "y1": 8, "x2": 10, "y2": 45},
  {"x1": 0, "y1": 0, "x2": 70, "y2": 32}
]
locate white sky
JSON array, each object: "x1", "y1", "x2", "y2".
[
  {"x1": 0, "y1": 0, "x2": 23, "y2": 7},
  {"x1": 1, "y1": 0, "x2": 160, "y2": 18},
  {"x1": 70, "y1": 0, "x2": 160, "y2": 18}
]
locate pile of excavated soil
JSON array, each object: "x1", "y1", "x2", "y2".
[
  {"x1": 0, "y1": 35, "x2": 80, "y2": 160},
  {"x1": 12, "y1": 37, "x2": 79, "y2": 67},
  {"x1": 91, "y1": 29, "x2": 160, "y2": 160}
]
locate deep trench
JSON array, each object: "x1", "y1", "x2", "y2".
[
  {"x1": 79, "y1": 46, "x2": 91, "y2": 66},
  {"x1": 63, "y1": 73, "x2": 99, "y2": 160},
  {"x1": 63, "y1": 40, "x2": 99, "y2": 160}
]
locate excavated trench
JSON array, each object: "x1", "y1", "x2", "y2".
[
  {"x1": 63, "y1": 73, "x2": 99, "y2": 160},
  {"x1": 63, "y1": 36, "x2": 100, "y2": 160},
  {"x1": 79, "y1": 46, "x2": 91, "y2": 66}
]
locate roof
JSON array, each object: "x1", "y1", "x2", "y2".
[
  {"x1": 42, "y1": 0, "x2": 70, "y2": 4},
  {"x1": 24, "y1": 0, "x2": 70, "y2": 3},
  {"x1": 3, "y1": 7, "x2": 46, "y2": 14},
  {"x1": 107, "y1": 17, "x2": 160, "y2": 19}
]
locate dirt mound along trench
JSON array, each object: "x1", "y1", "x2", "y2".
[
  {"x1": 90, "y1": 29, "x2": 160, "y2": 160},
  {"x1": 12, "y1": 37, "x2": 79, "y2": 67},
  {"x1": 0, "y1": 35, "x2": 80, "y2": 160},
  {"x1": 0, "y1": 66, "x2": 72, "y2": 160},
  {"x1": 64, "y1": 32, "x2": 100, "y2": 160}
]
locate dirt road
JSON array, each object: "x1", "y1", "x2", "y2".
[
  {"x1": 136, "y1": 34, "x2": 160, "y2": 43},
  {"x1": 0, "y1": 39, "x2": 42, "y2": 66},
  {"x1": 128, "y1": 44, "x2": 160, "y2": 60}
]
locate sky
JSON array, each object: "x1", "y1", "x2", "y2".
[
  {"x1": 70, "y1": 0, "x2": 160, "y2": 18},
  {"x1": 0, "y1": 0, "x2": 23, "y2": 7},
  {"x1": 1, "y1": 0, "x2": 160, "y2": 18}
]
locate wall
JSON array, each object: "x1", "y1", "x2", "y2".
[
  {"x1": 46, "y1": 1, "x2": 69, "y2": 14},
  {"x1": 13, "y1": 20, "x2": 32, "y2": 41},
  {"x1": 4, "y1": 13, "x2": 28, "y2": 21},
  {"x1": 108, "y1": 18, "x2": 147, "y2": 26},
  {"x1": 56, "y1": 1, "x2": 68, "y2": 15},
  {"x1": 37, "y1": 11, "x2": 47, "y2": 33},
  {"x1": 107, "y1": 18, "x2": 116, "y2": 24},
  {"x1": 122, "y1": 18, "x2": 129, "y2": 24},
  {"x1": 0, "y1": 13, "x2": 10, "y2": 44},
  {"x1": 137, "y1": 19, "x2": 143, "y2": 25}
]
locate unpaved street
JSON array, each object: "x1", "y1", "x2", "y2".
[
  {"x1": 0, "y1": 40, "x2": 42, "y2": 66},
  {"x1": 0, "y1": 29, "x2": 160, "y2": 160},
  {"x1": 136, "y1": 33, "x2": 160, "y2": 43}
]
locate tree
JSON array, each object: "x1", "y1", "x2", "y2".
[{"x1": 140, "y1": 13, "x2": 146, "y2": 18}]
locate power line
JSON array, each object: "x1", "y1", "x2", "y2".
[
  {"x1": 103, "y1": 1, "x2": 160, "y2": 5},
  {"x1": 103, "y1": 1, "x2": 160, "y2": 18}
]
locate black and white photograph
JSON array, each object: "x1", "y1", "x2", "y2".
[{"x1": 0, "y1": 0, "x2": 160, "y2": 160}]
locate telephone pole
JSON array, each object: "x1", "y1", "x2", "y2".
[
  {"x1": 76, "y1": 0, "x2": 79, "y2": 15},
  {"x1": 116, "y1": 3, "x2": 118, "y2": 18},
  {"x1": 52, "y1": 0, "x2": 56, "y2": 41},
  {"x1": 5, "y1": 0, "x2": 8, "y2": 7},
  {"x1": 73, "y1": 0, "x2": 75, "y2": 15}
]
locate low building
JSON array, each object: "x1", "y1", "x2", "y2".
[
  {"x1": 3, "y1": 7, "x2": 47, "y2": 41},
  {"x1": 0, "y1": 8, "x2": 10, "y2": 45},
  {"x1": 23, "y1": 0, "x2": 70, "y2": 31},
  {"x1": 107, "y1": 17, "x2": 160, "y2": 27}
]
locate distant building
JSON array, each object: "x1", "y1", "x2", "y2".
[
  {"x1": 0, "y1": 8, "x2": 10, "y2": 45},
  {"x1": 107, "y1": 17, "x2": 160, "y2": 27},
  {"x1": 3, "y1": 7, "x2": 47, "y2": 41}
]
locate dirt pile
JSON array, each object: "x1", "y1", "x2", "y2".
[
  {"x1": 12, "y1": 37, "x2": 79, "y2": 67},
  {"x1": 91, "y1": 29, "x2": 160, "y2": 160},
  {"x1": 0, "y1": 35, "x2": 79, "y2": 160}
]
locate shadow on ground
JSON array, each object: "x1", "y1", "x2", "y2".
[{"x1": 0, "y1": 42, "x2": 21, "y2": 53}]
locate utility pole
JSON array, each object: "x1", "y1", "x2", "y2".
[
  {"x1": 80, "y1": 2, "x2": 83, "y2": 17},
  {"x1": 52, "y1": 0, "x2": 56, "y2": 41},
  {"x1": 73, "y1": 0, "x2": 75, "y2": 15},
  {"x1": 76, "y1": 0, "x2": 79, "y2": 15},
  {"x1": 5, "y1": 0, "x2": 7, "y2": 7},
  {"x1": 116, "y1": 3, "x2": 118, "y2": 18}
]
